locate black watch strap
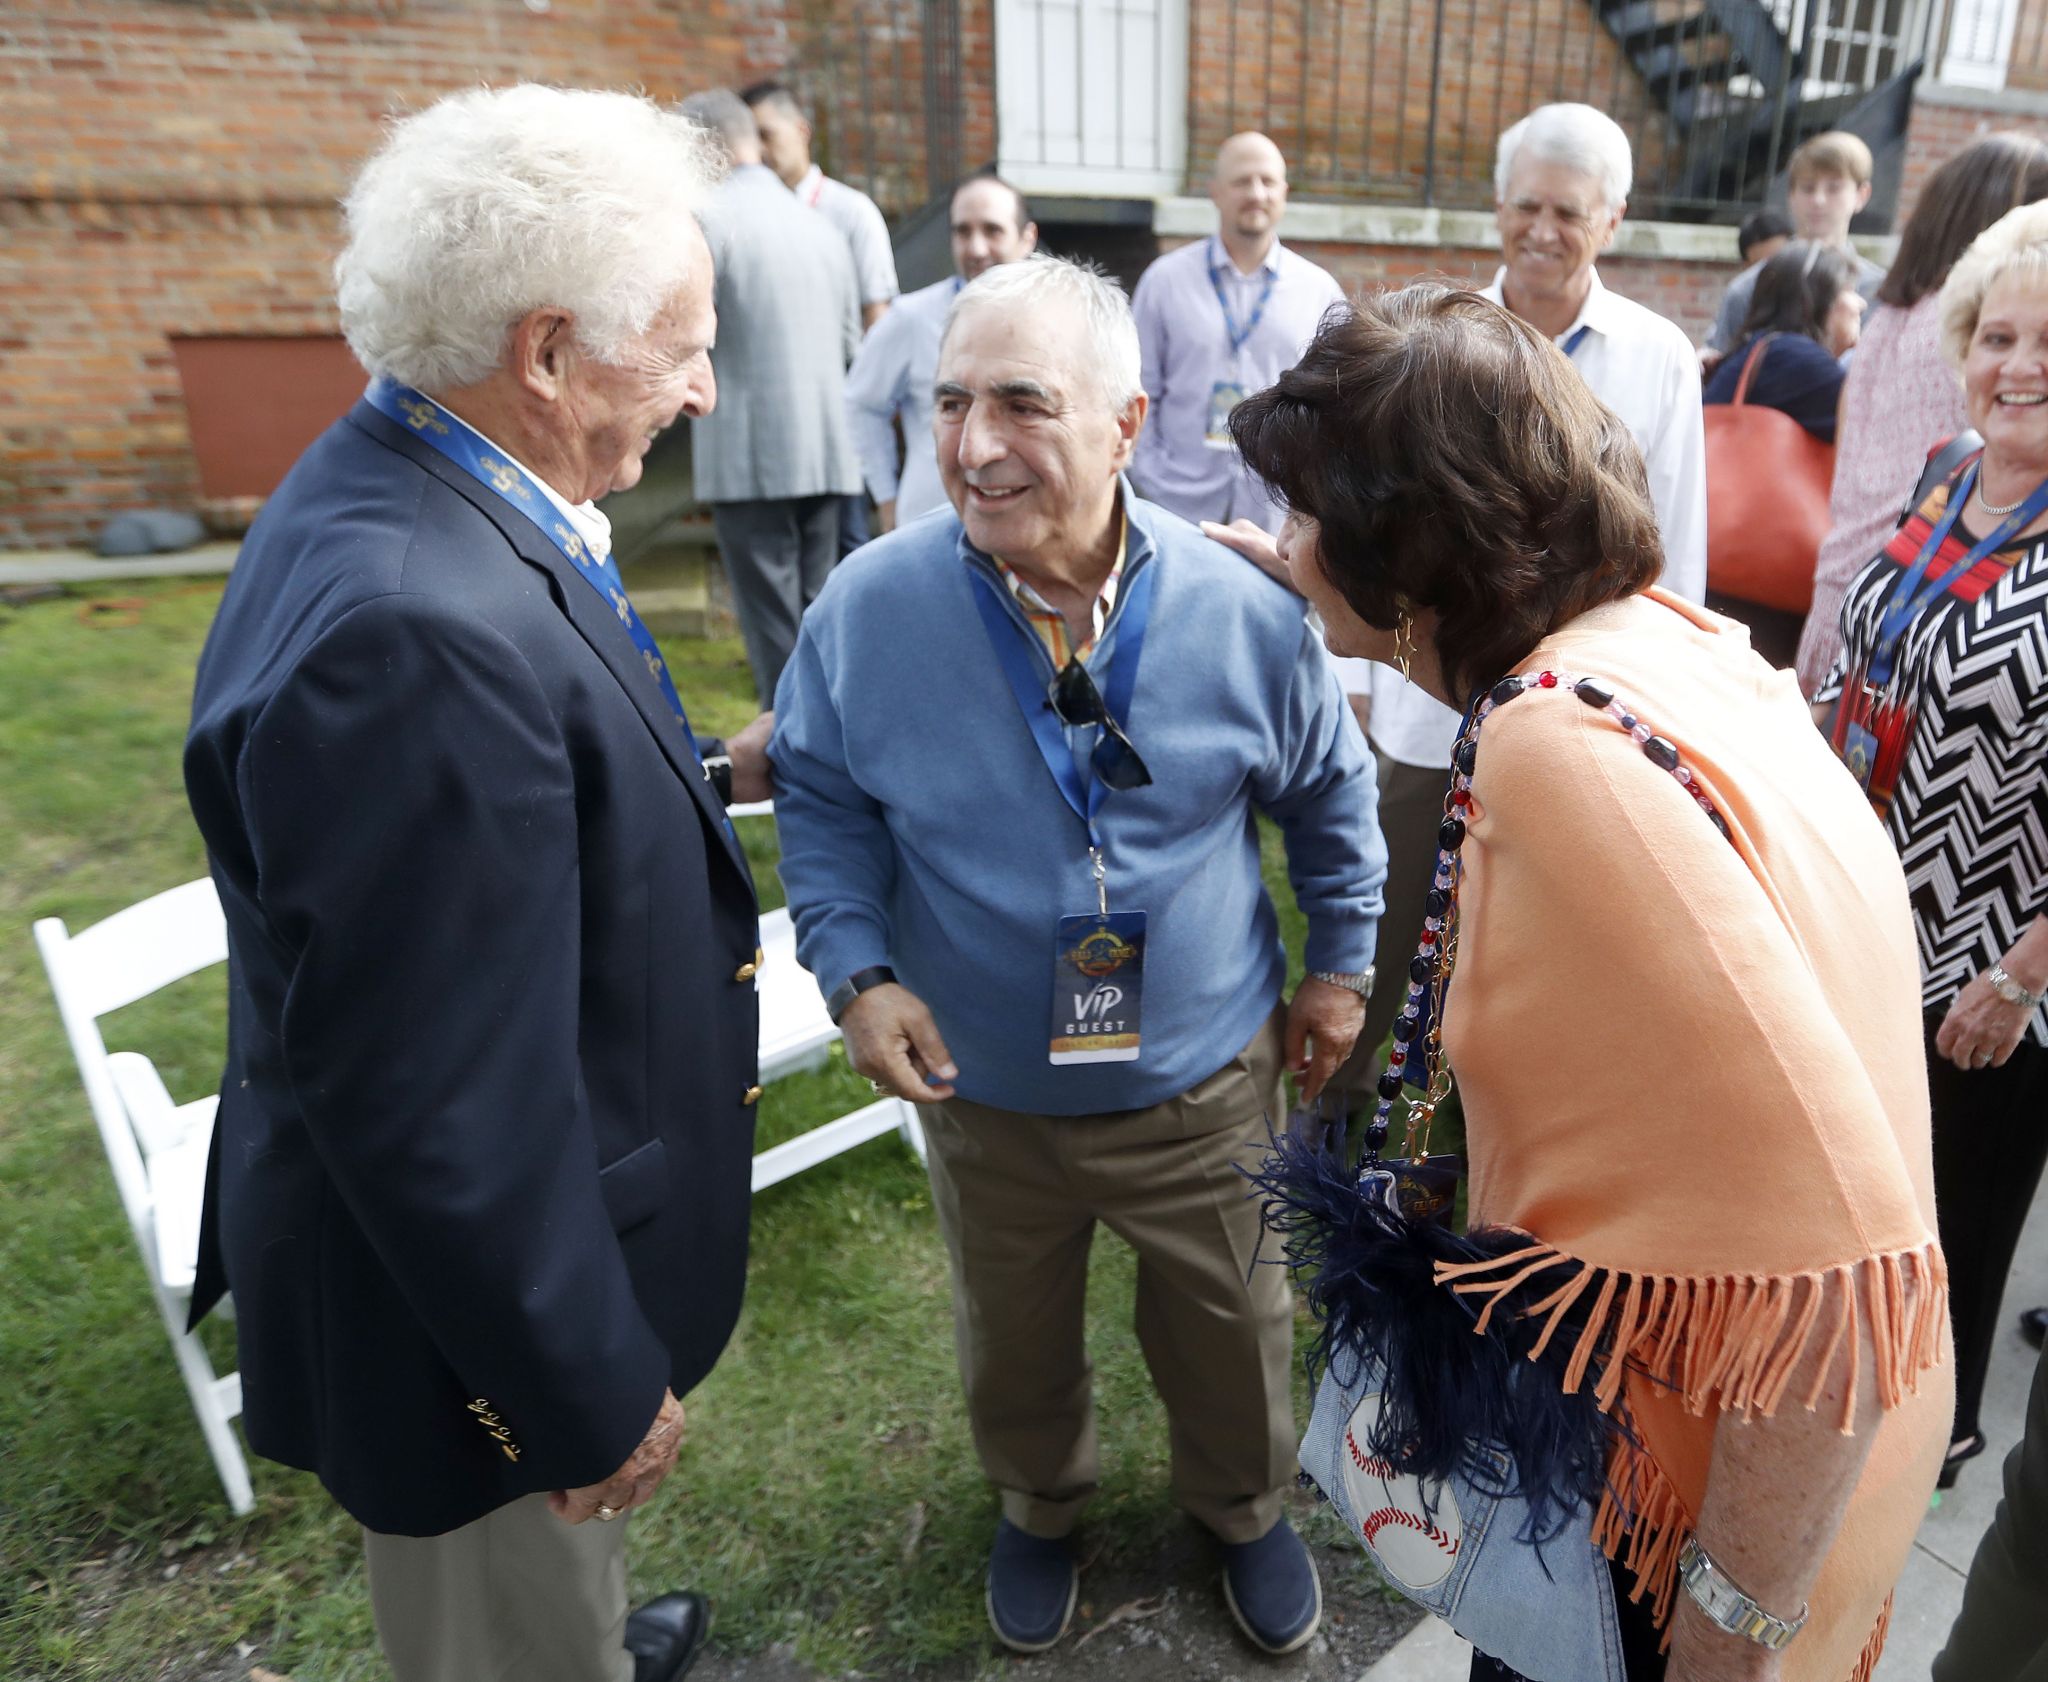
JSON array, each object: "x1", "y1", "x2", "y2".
[
  {"x1": 700, "y1": 742, "x2": 733, "y2": 806},
  {"x1": 826, "y1": 965, "x2": 897, "y2": 1024}
]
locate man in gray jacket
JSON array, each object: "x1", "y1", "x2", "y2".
[{"x1": 681, "y1": 90, "x2": 863, "y2": 703}]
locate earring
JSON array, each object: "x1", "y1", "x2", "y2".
[{"x1": 1394, "y1": 604, "x2": 1417, "y2": 683}]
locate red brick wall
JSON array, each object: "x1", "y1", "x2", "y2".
[
  {"x1": 1, "y1": 0, "x2": 991, "y2": 548},
  {"x1": 1164, "y1": 234, "x2": 1735, "y2": 343},
  {"x1": 1186, "y1": 0, "x2": 1671, "y2": 208},
  {"x1": 1895, "y1": 92, "x2": 2048, "y2": 230}
]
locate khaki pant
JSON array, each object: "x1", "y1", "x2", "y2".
[
  {"x1": 363, "y1": 1492, "x2": 631, "y2": 1682},
  {"x1": 918, "y1": 1010, "x2": 1295, "y2": 1544}
]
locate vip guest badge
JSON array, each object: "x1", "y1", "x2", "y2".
[{"x1": 1049, "y1": 910, "x2": 1147, "y2": 1064}]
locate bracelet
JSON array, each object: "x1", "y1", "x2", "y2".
[
  {"x1": 1988, "y1": 962, "x2": 2044, "y2": 1012},
  {"x1": 1676, "y1": 1537, "x2": 1807, "y2": 1651}
]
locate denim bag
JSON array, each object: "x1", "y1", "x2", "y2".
[{"x1": 1299, "y1": 1350, "x2": 1626, "y2": 1682}]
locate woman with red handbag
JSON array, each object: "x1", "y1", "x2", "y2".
[
  {"x1": 1817, "y1": 199, "x2": 2048, "y2": 1490},
  {"x1": 1701, "y1": 242, "x2": 1867, "y2": 665}
]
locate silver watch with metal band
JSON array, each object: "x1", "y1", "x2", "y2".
[
  {"x1": 1988, "y1": 962, "x2": 2044, "y2": 1012},
  {"x1": 1308, "y1": 967, "x2": 1374, "y2": 1001},
  {"x1": 1676, "y1": 1537, "x2": 1807, "y2": 1651}
]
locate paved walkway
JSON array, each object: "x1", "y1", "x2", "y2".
[
  {"x1": 1358, "y1": 1175, "x2": 2048, "y2": 1680},
  {"x1": 0, "y1": 543, "x2": 239, "y2": 584}
]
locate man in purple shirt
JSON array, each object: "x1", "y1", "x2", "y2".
[{"x1": 1130, "y1": 133, "x2": 1346, "y2": 534}]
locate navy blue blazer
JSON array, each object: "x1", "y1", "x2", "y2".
[{"x1": 185, "y1": 399, "x2": 761, "y2": 1536}]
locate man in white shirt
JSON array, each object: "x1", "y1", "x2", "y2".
[
  {"x1": 843, "y1": 174, "x2": 1037, "y2": 533},
  {"x1": 741, "y1": 80, "x2": 899, "y2": 330},
  {"x1": 1131, "y1": 133, "x2": 1345, "y2": 534},
  {"x1": 1337, "y1": 103, "x2": 1708, "y2": 1074}
]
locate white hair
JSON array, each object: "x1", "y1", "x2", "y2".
[
  {"x1": 1939, "y1": 199, "x2": 2048, "y2": 369},
  {"x1": 1494, "y1": 103, "x2": 1633, "y2": 211},
  {"x1": 943, "y1": 253, "x2": 1144, "y2": 411},
  {"x1": 336, "y1": 85, "x2": 725, "y2": 394}
]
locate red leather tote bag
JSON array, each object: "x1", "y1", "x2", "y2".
[{"x1": 1704, "y1": 334, "x2": 1836, "y2": 614}]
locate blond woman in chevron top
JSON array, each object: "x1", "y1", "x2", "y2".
[{"x1": 1818, "y1": 198, "x2": 2048, "y2": 1490}]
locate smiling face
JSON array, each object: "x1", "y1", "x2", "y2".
[
  {"x1": 1496, "y1": 155, "x2": 1621, "y2": 312},
  {"x1": 1788, "y1": 168, "x2": 1870, "y2": 245},
  {"x1": 1964, "y1": 272, "x2": 2048, "y2": 472},
  {"x1": 950, "y1": 179, "x2": 1037, "y2": 283},
  {"x1": 933, "y1": 296, "x2": 1141, "y2": 569},
  {"x1": 559, "y1": 223, "x2": 718, "y2": 501}
]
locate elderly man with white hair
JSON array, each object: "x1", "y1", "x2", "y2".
[
  {"x1": 184, "y1": 86, "x2": 770, "y2": 1682},
  {"x1": 770, "y1": 254, "x2": 1386, "y2": 1658}
]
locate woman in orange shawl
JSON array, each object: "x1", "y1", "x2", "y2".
[{"x1": 1220, "y1": 283, "x2": 1949, "y2": 1682}]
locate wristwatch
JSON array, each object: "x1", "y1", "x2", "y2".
[
  {"x1": 699, "y1": 737, "x2": 733, "y2": 806},
  {"x1": 825, "y1": 965, "x2": 897, "y2": 1025},
  {"x1": 1676, "y1": 1537, "x2": 1807, "y2": 1651},
  {"x1": 1988, "y1": 962, "x2": 2044, "y2": 1012},
  {"x1": 1309, "y1": 967, "x2": 1375, "y2": 1001}
]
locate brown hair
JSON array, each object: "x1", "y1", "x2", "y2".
[
  {"x1": 1229, "y1": 282, "x2": 1664, "y2": 702},
  {"x1": 1738, "y1": 240, "x2": 1861, "y2": 343},
  {"x1": 1789, "y1": 130, "x2": 1874, "y2": 188},
  {"x1": 1880, "y1": 132, "x2": 2048, "y2": 308}
]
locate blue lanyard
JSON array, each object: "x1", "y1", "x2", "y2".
[
  {"x1": 365, "y1": 380, "x2": 699, "y2": 756},
  {"x1": 1867, "y1": 460, "x2": 2048, "y2": 690},
  {"x1": 1561, "y1": 324, "x2": 1592, "y2": 360},
  {"x1": 1208, "y1": 241, "x2": 1279, "y2": 357},
  {"x1": 968, "y1": 555, "x2": 1158, "y2": 849}
]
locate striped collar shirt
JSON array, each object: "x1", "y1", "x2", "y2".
[{"x1": 991, "y1": 513, "x2": 1128, "y2": 667}]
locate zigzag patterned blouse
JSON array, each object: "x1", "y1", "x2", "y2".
[{"x1": 1818, "y1": 512, "x2": 2048, "y2": 1044}]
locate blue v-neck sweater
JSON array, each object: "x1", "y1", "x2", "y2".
[{"x1": 769, "y1": 491, "x2": 1386, "y2": 1116}]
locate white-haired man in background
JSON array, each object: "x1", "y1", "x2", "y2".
[
  {"x1": 1216, "y1": 101, "x2": 1710, "y2": 1098},
  {"x1": 184, "y1": 86, "x2": 770, "y2": 1682},
  {"x1": 769, "y1": 254, "x2": 1386, "y2": 1659}
]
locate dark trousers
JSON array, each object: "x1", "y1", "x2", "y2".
[
  {"x1": 838, "y1": 493, "x2": 870, "y2": 559},
  {"x1": 1468, "y1": 1556, "x2": 1668, "y2": 1681},
  {"x1": 1935, "y1": 1341, "x2": 2048, "y2": 1682},
  {"x1": 1926, "y1": 1009, "x2": 2048, "y2": 1444},
  {"x1": 712, "y1": 494, "x2": 842, "y2": 704}
]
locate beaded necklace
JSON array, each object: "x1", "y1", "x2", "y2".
[{"x1": 1362, "y1": 668, "x2": 1735, "y2": 1201}]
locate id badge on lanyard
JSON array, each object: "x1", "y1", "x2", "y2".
[
  {"x1": 969, "y1": 558, "x2": 1159, "y2": 1064},
  {"x1": 1051, "y1": 851, "x2": 1147, "y2": 1064}
]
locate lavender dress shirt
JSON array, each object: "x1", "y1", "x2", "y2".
[{"x1": 1131, "y1": 237, "x2": 1346, "y2": 533}]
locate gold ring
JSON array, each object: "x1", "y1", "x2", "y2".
[{"x1": 595, "y1": 1503, "x2": 620, "y2": 1522}]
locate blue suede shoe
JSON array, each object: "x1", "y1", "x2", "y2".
[
  {"x1": 1221, "y1": 1517, "x2": 1322, "y2": 1655},
  {"x1": 985, "y1": 1518, "x2": 1078, "y2": 1653}
]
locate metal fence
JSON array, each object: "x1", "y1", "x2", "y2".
[{"x1": 1219, "y1": 0, "x2": 1945, "y2": 218}]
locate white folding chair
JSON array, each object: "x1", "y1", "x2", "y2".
[
  {"x1": 731, "y1": 802, "x2": 926, "y2": 1188},
  {"x1": 33, "y1": 879, "x2": 254, "y2": 1515},
  {"x1": 33, "y1": 845, "x2": 926, "y2": 1516}
]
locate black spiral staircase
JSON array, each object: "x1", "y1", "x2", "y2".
[{"x1": 1594, "y1": 0, "x2": 1927, "y2": 226}]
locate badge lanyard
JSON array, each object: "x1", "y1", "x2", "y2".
[
  {"x1": 1867, "y1": 461, "x2": 2048, "y2": 692},
  {"x1": 1561, "y1": 324, "x2": 1592, "y2": 360},
  {"x1": 968, "y1": 556, "x2": 1158, "y2": 881},
  {"x1": 1209, "y1": 240, "x2": 1279, "y2": 359},
  {"x1": 365, "y1": 380, "x2": 701, "y2": 759}
]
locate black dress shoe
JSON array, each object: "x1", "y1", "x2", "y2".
[
  {"x1": 625, "y1": 1591, "x2": 709, "y2": 1682},
  {"x1": 2022, "y1": 1306, "x2": 2048, "y2": 1350}
]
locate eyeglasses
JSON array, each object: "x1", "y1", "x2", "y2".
[{"x1": 1048, "y1": 657, "x2": 1152, "y2": 790}]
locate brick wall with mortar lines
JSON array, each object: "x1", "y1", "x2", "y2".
[
  {"x1": 1, "y1": 0, "x2": 979, "y2": 549},
  {"x1": 1186, "y1": 0, "x2": 1671, "y2": 208},
  {"x1": 1894, "y1": 93, "x2": 2048, "y2": 229}
]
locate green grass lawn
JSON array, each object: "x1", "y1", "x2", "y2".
[{"x1": 0, "y1": 578, "x2": 1354, "y2": 1680}]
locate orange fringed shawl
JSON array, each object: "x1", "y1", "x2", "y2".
[{"x1": 1437, "y1": 592, "x2": 1951, "y2": 1682}]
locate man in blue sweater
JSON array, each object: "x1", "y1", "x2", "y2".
[{"x1": 770, "y1": 255, "x2": 1385, "y2": 1657}]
